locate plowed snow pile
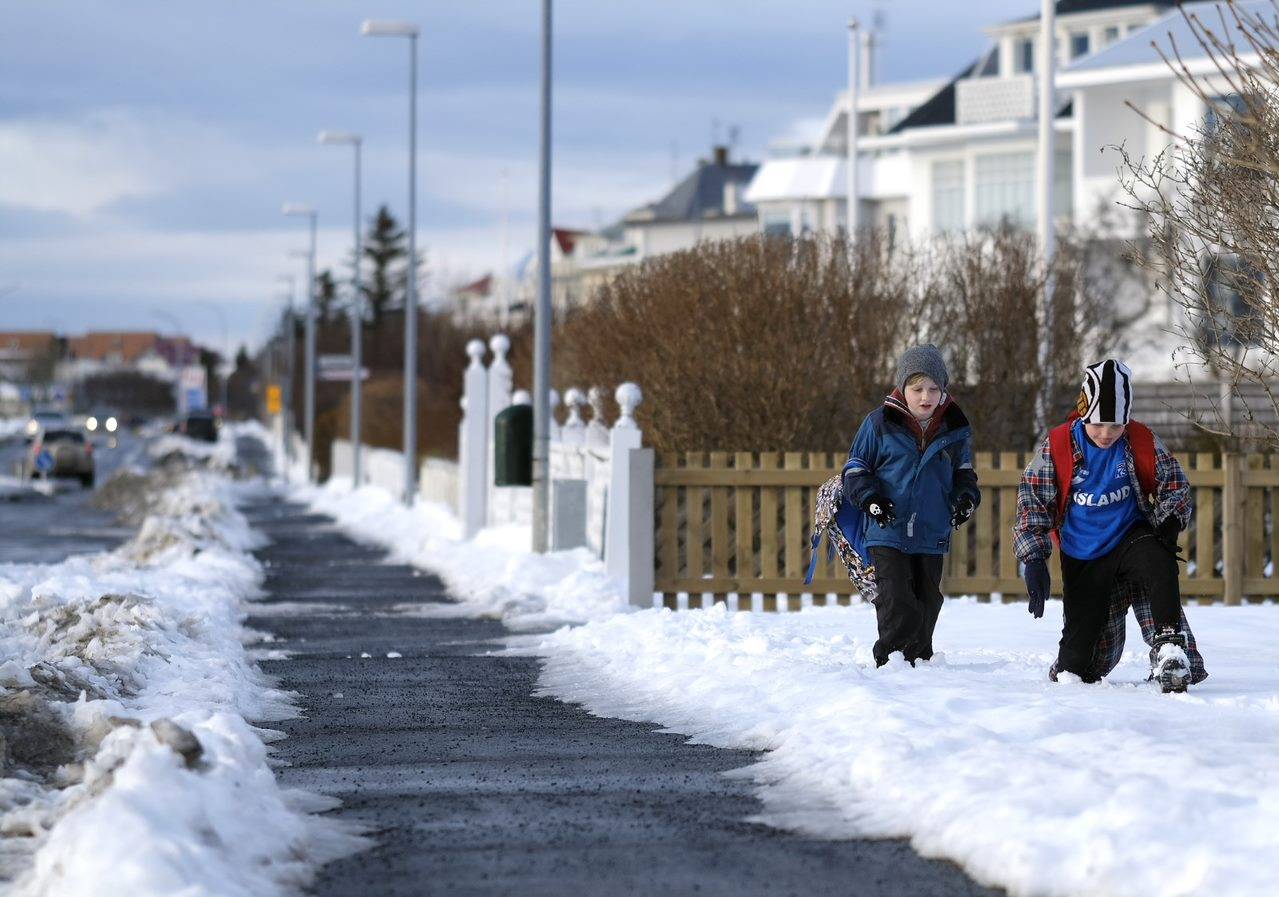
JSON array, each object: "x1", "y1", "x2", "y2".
[{"x1": 0, "y1": 434, "x2": 362, "y2": 897}]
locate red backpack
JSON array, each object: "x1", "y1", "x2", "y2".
[{"x1": 1047, "y1": 415, "x2": 1158, "y2": 527}]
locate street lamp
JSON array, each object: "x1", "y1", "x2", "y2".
[
  {"x1": 282, "y1": 203, "x2": 318, "y2": 483},
  {"x1": 532, "y1": 0, "x2": 553, "y2": 552},
  {"x1": 318, "y1": 130, "x2": 365, "y2": 488},
  {"x1": 276, "y1": 274, "x2": 298, "y2": 476},
  {"x1": 361, "y1": 18, "x2": 420, "y2": 506}
]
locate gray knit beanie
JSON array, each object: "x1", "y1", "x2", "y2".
[{"x1": 895, "y1": 344, "x2": 949, "y2": 393}]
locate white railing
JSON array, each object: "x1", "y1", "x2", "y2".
[
  {"x1": 325, "y1": 333, "x2": 655, "y2": 606},
  {"x1": 955, "y1": 74, "x2": 1035, "y2": 125}
]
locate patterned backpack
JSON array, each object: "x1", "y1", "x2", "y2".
[{"x1": 804, "y1": 474, "x2": 877, "y2": 601}]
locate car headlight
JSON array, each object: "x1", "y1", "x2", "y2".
[
  {"x1": 25, "y1": 420, "x2": 38, "y2": 436},
  {"x1": 86, "y1": 416, "x2": 98, "y2": 432},
  {"x1": 105, "y1": 417, "x2": 118, "y2": 432}
]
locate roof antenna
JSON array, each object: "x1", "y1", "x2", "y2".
[{"x1": 728, "y1": 124, "x2": 741, "y2": 159}]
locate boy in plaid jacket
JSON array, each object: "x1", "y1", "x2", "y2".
[{"x1": 1014, "y1": 359, "x2": 1206, "y2": 692}]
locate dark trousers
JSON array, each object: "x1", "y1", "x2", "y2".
[
  {"x1": 1058, "y1": 522, "x2": 1182, "y2": 680},
  {"x1": 868, "y1": 546, "x2": 945, "y2": 666}
]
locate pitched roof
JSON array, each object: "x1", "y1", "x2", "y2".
[
  {"x1": 624, "y1": 157, "x2": 758, "y2": 224},
  {"x1": 0, "y1": 331, "x2": 57, "y2": 358},
  {"x1": 887, "y1": 60, "x2": 979, "y2": 133},
  {"x1": 1004, "y1": 0, "x2": 1172, "y2": 24},
  {"x1": 67, "y1": 331, "x2": 161, "y2": 364}
]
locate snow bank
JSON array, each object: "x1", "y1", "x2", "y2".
[
  {"x1": 0, "y1": 455, "x2": 362, "y2": 895},
  {"x1": 296, "y1": 477, "x2": 627, "y2": 630},
  {"x1": 525, "y1": 601, "x2": 1279, "y2": 897}
]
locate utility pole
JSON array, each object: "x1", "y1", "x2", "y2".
[
  {"x1": 846, "y1": 18, "x2": 861, "y2": 244},
  {"x1": 532, "y1": 0, "x2": 553, "y2": 552},
  {"x1": 1035, "y1": 0, "x2": 1057, "y2": 432}
]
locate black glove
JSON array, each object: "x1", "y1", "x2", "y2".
[
  {"x1": 1024, "y1": 557, "x2": 1050, "y2": 619},
  {"x1": 951, "y1": 495, "x2": 976, "y2": 529},
  {"x1": 861, "y1": 494, "x2": 897, "y2": 528},
  {"x1": 1156, "y1": 517, "x2": 1186, "y2": 563}
]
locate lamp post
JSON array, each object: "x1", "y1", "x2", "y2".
[
  {"x1": 318, "y1": 130, "x2": 365, "y2": 488},
  {"x1": 276, "y1": 274, "x2": 298, "y2": 477},
  {"x1": 846, "y1": 17, "x2": 860, "y2": 244},
  {"x1": 361, "y1": 19, "x2": 420, "y2": 506},
  {"x1": 532, "y1": 0, "x2": 553, "y2": 552},
  {"x1": 282, "y1": 203, "x2": 318, "y2": 483},
  {"x1": 1036, "y1": 0, "x2": 1057, "y2": 432}
]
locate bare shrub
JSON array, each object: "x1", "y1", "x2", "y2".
[{"x1": 1118, "y1": 0, "x2": 1279, "y2": 448}]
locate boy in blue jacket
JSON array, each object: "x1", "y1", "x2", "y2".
[{"x1": 843, "y1": 345, "x2": 981, "y2": 666}]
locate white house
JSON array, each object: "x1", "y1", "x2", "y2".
[{"x1": 745, "y1": 0, "x2": 1265, "y2": 381}]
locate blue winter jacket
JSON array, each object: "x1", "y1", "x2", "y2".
[{"x1": 842, "y1": 397, "x2": 980, "y2": 555}]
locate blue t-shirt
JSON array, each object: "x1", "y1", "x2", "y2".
[{"x1": 1058, "y1": 421, "x2": 1143, "y2": 561}]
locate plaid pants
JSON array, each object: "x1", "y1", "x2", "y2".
[{"x1": 1090, "y1": 580, "x2": 1208, "y2": 683}]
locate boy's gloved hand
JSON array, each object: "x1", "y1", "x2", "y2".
[
  {"x1": 950, "y1": 496, "x2": 975, "y2": 529},
  {"x1": 860, "y1": 494, "x2": 896, "y2": 528},
  {"x1": 1024, "y1": 557, "x2": 1049, "y2": 619},
  {"x1": 1156, "y1": 517, "x2": 1185, "y2": 563}
]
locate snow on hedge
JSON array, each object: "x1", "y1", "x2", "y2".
[{"x1": 0, "y1": 448, "x2": 361, "y2": 895}]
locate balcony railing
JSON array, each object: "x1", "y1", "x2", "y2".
[{"x1": 955, "y1": 74, "x2": 1035, "y2": 125}]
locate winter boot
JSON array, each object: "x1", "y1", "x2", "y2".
[{"x1": 1151, "y1": 627, "x2": 1191, "y2": 694}]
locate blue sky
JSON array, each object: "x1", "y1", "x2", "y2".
[{"x1": 0, "y1": 0, "x2": 1032, "y2": 352}]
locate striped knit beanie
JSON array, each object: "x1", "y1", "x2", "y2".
[{"x1": 1076, "y1": 359, "x2": 1134, "y2": 424}]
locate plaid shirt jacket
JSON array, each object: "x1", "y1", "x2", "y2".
[{"x1": 1013, "y1": 427, "x2": 1193, "y2": 564}]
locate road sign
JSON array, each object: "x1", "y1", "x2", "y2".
[
  {"x1": 319, "y1": 367, "x2": 370, "y2": 382},
  {"x1": 266, "y1": 384, "x2": 282, "y2": 415},
  {"x1": 35, "y1": 450, "x2": 53, "y2": 473}
]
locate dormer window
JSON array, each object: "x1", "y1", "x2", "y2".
[
  {"x1": 1015, "y1": 38, "x2": 1034, "y2": 74},
  {"x1": 1070, "y1": 32, "x2": 1090, "y2": 59},
  {"x1": 1103, "y1": 25, "x2": 1121, "y2": 45}
]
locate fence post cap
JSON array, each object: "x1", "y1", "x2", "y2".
[
  {"x1": 489, "y1": 333, "x2": 510, "y2": 356},
  {"x1": 565, "y1": 387, "x2": 585, "y2": 406},
  {"x1": 615, "y1": 383, "x2": 642, "y2": 427},
  {"x1": 513, "y1": 389, "x2": 532, "y2": 405},
  {"x1": 465, "y1": 339, "x2": 486, "y2": 363}
]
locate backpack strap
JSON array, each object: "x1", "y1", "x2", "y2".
[
  {"x1": 1126, "y1": 420, "x2": 1159, "y2": 502},
  {"x1": 1048, "y1": 421, "x2": 1076, "y2": 526}
]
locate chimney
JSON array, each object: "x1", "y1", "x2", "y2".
[
  {"x1": 723, "y1": 181, "x2": 739, "y2": 216},
  {"x1": 860, "y1": 30, "x2": 875, "y2": 89},
  {"x1": 713, "y1": 144, "x2": 729, "y2": 167}
]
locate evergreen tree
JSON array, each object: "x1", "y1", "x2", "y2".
[
  {"x1": 362, "y1": 205, "x2": 407, "y2": 326},
  {"x1": 315, "y1": 269, "x2": 339, "y2": 324}
]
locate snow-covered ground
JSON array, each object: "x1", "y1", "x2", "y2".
[
  {"x1": 300, "y1": 475, "x2": 1279, "y2": 897},
  {"x1": 0, "y1": 429, "x2": 361, "y2": 896}
]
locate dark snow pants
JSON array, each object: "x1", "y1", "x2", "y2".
[
  {"x1": 1058, "y1": 522, "x2": 1182, "y2": 680},
  {"x1": 867, "y1": 546, "x2": 944, "y2": 666}
]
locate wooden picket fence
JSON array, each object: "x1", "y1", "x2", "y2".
[{"x1": 653, "y1": 451, "x2": 1279, "y2": 610}]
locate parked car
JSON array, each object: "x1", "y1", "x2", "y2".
[
  {"x1": 26, "y1": 428, "x2": 94, "y2": 486},
  {"x1": 25, "y1": 408, "x2": 70, "y2": 441},
  {"x1": 180, "y1": 411, "x2": 219, "y2": 443}
]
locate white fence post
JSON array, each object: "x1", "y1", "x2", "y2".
[
  {"x1": 586, "y1": 385, "x2": 609, "y2": 449},
  {"x1": 605, "y1": 383, "x2": 654, "y2": 606},
  {"x1": 487, "y1": 334, "x2": 513, "y2": 526},
  {"x1": 562, "y1": 388, "x2": 586, "y2": 446},
  {"x1": 461, "y1": 339, "x2": 489, "y2": 538}
]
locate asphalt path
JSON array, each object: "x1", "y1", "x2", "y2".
[
  {"x1": 244, "y1": 490, "x2": 1002, "y2": 897},
  {"x1": 0, "y1": 430, "x2": 143, "y2": 564}
]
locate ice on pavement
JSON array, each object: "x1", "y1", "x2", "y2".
[
  {"x1": 0, "y1": 427, "x2": 363, "y2": 897},
  {"x1": 304, "y1": 473, "x2": 1279, "y2": 897}
]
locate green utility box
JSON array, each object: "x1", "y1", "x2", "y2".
[{"x1": 493, "y1": 403, "x2": 533, "y2": 486}]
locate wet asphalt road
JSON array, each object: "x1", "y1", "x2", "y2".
[
  {"x1": 244, "y1": 496, "x2": 1001, "y2": 897},
  {"x1": 0, "y1": 432, "x2": 142, "y2": 564}
]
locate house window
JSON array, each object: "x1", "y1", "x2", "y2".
[
  {"x1": 1103, "y1": 26, "x2": 1121, "y2": 45},
  {"x1": 762, "y1": 210, "x2": 792, "y2": 238},
  {"x1": 932, "y1": 160, "x2": 966, "y2": 233},
  {"x1": 1070, "y1": 32, "x2": 1090, "y2": 58},
  {"x1": 1015, "y1": 38, "x2": 1034, "y2": 74},
  {"x1": 974, "y1": 152, "x2": 1034, "y2": 228}
]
